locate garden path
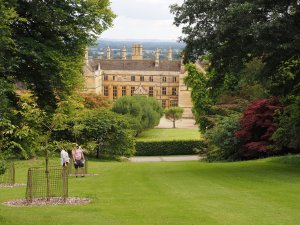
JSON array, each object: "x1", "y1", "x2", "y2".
[
  {"x1": 155, "y1": 117, "x2": 198, "y2": 129},
  {"x1": 129, "y1": 155, "x2": 204, "y2": 162}
]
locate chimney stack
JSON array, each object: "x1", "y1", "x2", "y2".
[
  {"x1": 132, "y1": 44, "x2": 143, "y2": 60},
  {"x1": 155, "y1": 48, "x2": 159, "y2": 67},
  {"x1": 168, "y1": 48, "x2": 172, "y2": 61},
  {"x1": 84, "y1": 47, "x2": 89, "y2": 64},
  {"x1": 106, "y1": 46, "x2": 111, "y2": 60},
  {"x1": 122, "y1": 46, "x2": 127, "y2": 60}
]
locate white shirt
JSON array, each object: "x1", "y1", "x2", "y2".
[{"x1": 60, "y1": 150, "x2": 70, "y2": 166}]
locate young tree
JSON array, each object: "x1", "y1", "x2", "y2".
[{"x1": 165, "y1": 107, "x2": 184, "y2": 128}]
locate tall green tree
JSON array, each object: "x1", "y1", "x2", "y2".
[
  {"x1": 171, "y1": 0, "x2": 300, "y2": 95},
  {"x1": 164, "y1": 107, "x2": 184, "y2": 128},
  {"x1": 1, "y1": 0, "x2": 115, "y2": 110}
]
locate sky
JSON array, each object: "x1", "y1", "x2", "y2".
[{"x1": 100, "y1": 0, "x2": 184, "y2": 41}]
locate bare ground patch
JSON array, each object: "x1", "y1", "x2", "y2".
[
  {"x1": 3, "y1": 197, "x2": 91, "y2": 207},
  {"x1": 0, "y1": 183, "x2": 26, "y2": 188}
]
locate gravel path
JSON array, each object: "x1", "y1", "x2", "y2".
[
  {"x1": 155, "y1": 117, "x2": 198, "y2": 129},
  {"x1": 129, "y1": 155, "x2": 204, "y2": 162}
]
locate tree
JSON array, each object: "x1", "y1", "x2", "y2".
[
  {"x1": 112, "y1": 96, "x2": 163, "y2": 136},
  {"x1": 80, "y1": 93, "x2": 111, "y2": 109},
  {"x1": 0, "y1": 159, "x2": 6, "y2": 175},
  {"x1": 0, "y1": 0, "x2": 18, "y2": 76},
  {"x1": 78, "y1": 109, "x2": 135, "y2": 158},
  {"x1": 171, "y1": 1, "x2": 300, "y2": 93},
  {"x1": 1, "y1": 0, "x2": 115, "y2": 110},
  {"x1": 235, "y1": 97, "x2": 282, "y2": 159},
  {"x1": 272, "y1": 95, "x2": 300, "y2": 152},
  {"x1": 183, "y1": 63, "x2": 214, "y2": 131},
  {"x1": 205, "y1": 113, "x2": 241, "y2": 162},
  {"x1": 165, "y1": 107, "x2": 184, "y2": 128}
]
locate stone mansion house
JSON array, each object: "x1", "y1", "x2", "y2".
[{"x1": 84, "y1": 44, "x2": 193, "y2": 118}]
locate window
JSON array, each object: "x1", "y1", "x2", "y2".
[
  {"x1": 162, "y1": 76, "x2": 167, "y2": 82},
  {"x1": 131, "y1": 87, "x2": 135, "y2": 96},
  {"x1": 113, "y1": 86, "x2": 117, "y2": 99},
  {"x1": 170, "y1": 100, "x2": 178, "y2": 107},
  {"x1": 162, "y1": 87, "x2": 167, "y2": 95},
  {"x1": 104, "y1": 75, "x2": 108, "y2": 81},
  {"x1": 161, "y1": 100, "x2": 167, "y2": 108},
  {"x1": 140, "y1": 76, "x2": 144, "y2": 81},
  {"x1": 149, "y1": 76, "x2": 153, "y2": 82},
  {"x1": 131, "y1": 76, "x2": 135, "y2": 81},
  {"x1": 149, "y1": 87, "x2": 154, "y2": 97},
  {"x1": 172, "y1": 76, "x2": 177, "y2": 82},
  {"x1": 112, "y1": 76, "x2": 115, "y2": 81},
  {"x1": 122, "y1": 86, "x2": 126, "y2": 96},
  {"x1": 104, "y1": 86, "x2": 109, "y2": 96},
  {"x1": 172, "y1": 87, "x2": 177, "y2": 96}
]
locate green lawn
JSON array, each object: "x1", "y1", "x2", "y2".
[
  {"x1": 137, "y1": 128, "x2": 201, "y2": 141},
  {"x1": 1, "y1": 155, "x2": 300, "y2": 225}
]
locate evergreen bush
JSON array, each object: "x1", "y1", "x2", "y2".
[{"x1": 135, "y1": 140, "x2": 206, "y2": 156}]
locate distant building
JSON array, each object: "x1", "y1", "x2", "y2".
[{"x1": 84, "y1": 44, "x2": 193, "y2": 118}]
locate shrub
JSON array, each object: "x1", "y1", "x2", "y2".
[
  {"x1": 80, "y1": 93, "x2": 111, "y2": 109},
  {"x1": 272, "y1": 95, "x2": 300, "y2": 152},
  {"x1": 112, "y1": 96, "x2": 163, "y2": 136},
  {"x1": 135, "y1": 140, "x2": 206, "y2": 156},
  {"x1": 78, "y1": 109, "x2": 135, "y2": 158},
  {"x1": 205, "y1": 113, "x2": 242, "y2": 161},
  {"x1": 0, "y1": 159, "x2": 6, "y2": 175},
  {"x1": 235, "y1": 97, "x2": 282, "y2": 159}
]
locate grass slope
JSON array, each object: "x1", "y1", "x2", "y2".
[
  {"x1": 0, "y1": 155, "x2": 300, "y2": 225},
  {"x1": 137, "y1": 128, "x2": 201, "y2": 141}
]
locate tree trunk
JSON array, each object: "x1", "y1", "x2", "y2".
[{"x1": 173, "y1": 119, "x2": 176, "y2": 128}]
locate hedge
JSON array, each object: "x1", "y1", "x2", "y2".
[{"x1": 135, "y1": 140, "x2": 207, "y2": 156}]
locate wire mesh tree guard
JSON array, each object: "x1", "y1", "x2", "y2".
[
  {"x1": 0, "y1": 162, "x2": 15, "y2": 186},
  {"x1": 25, "y1": 166, "x2": 68, "y2": 203}
]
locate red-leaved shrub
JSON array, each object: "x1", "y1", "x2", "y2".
[{"x1": 235, "y1": 97, "x2": 282, "y2": 158}]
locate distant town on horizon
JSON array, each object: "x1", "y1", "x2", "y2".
[{"x1": 89, "y1": 39, "x2": 185, "y2": 60}]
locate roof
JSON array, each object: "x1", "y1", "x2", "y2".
[{"x1": 89, "y1": 59, "x2": 181, "y2": 72}]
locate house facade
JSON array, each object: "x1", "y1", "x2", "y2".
[{"x1": 84, "y1": 44, "x2": 193, "y2": 118}]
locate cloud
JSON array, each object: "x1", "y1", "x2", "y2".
[
  {"x1": 111, "y1": 0, "x2": 183, "y2": 20},
  {"x1": 101, "y1": 0, "x2": 184, "y2": 40},
  {"x1": 101, "y1": 16, "x2": 182, "y2": 40}
]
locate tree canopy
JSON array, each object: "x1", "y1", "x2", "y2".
[
  {"x1": 112, "y1": 96, "x2": 163, "y2": 136},
  {"x1": 171, "y1": 0, "x2": 300, "y2": 95},
  {"x1": 1, "y1": 0, "x2": 115, "y2": 110},
  {"x1": 171, "y1": 0, "x2": 300, "y2": 160},
  {"x1": 165, "y1": 107, "x2": 184, "y2": 128}
]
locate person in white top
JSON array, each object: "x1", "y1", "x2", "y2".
[{"x1": 60, "y1": 149, "x2": 70, "y2": 168}]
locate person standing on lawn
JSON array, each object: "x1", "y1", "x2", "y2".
[{"x1": 72, "y1": 143, "x2": 85, "y2": 177}]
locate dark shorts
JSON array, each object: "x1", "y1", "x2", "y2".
[{"x1": 74, "y1": 160, "x2": 84, "y2": 169}]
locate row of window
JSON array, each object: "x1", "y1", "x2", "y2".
[
  {"x1": 161, "y1": 100, "x2": 178, "y2": 108},
  {"x1": 103, "y1": 75, "x2": 177, "y2": 82},
  {"x1": 103, "y1": 86, "x2": 178, "y2": 98}
]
